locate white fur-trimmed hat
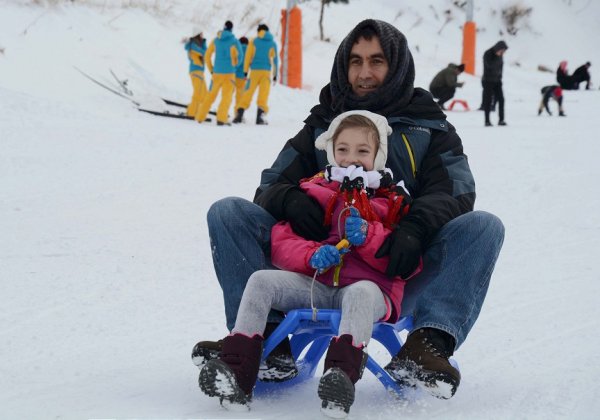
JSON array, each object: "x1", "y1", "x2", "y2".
[{"x1": 315, "y1": 110, "x2": 392, "y2": 171}]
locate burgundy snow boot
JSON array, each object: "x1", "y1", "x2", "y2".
[
  {"x1": 191, "y1": 322, "x2": 298, "y2": 381},
  {"x1": 318, "y1": 335, "x2": 367, "y2": 417},
  {"x1": 199, "y1": 333, "x2": 263, "y2": 407},
  {"x1": 384, "y1": 327, "x2": 460, "y2": 399}
]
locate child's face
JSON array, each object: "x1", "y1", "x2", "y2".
[{"x1": 333, "y1": 127, "x2": 378, "y2": 171}]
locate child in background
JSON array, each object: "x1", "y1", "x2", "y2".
[
  {"x1": 198, "y1": 110, "x2": 420, "y2": 417},
  {"x1": 538, "y1": 85, "x2": 566, "y2": 117}
]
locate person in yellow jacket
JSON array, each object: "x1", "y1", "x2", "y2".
[
  {"x1": 233, "y1": 24, "x2": 278, "y2": 125},
  {"x1": 234, "y1": 37, "x2": 249, "y2": 112},
  {"x1": 184, "y1": 32, "x2": 208, "y2": 119},
  {"x1": 196, "y1": 21, "x2": 242, "y2": 125}
]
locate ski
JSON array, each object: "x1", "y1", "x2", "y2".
[
  {"x1": 109, "y1": 68, "x2": 133, "y2": 96},
  {"x1": 74, "y1": 66, "x2": 140, "y2": 106},
  {"x1": 161, "y1": 98, "x2": 217, "y2": 116},
  {"x1": 161, "y1": 98, "x2": 187, "y2": 108},
  {"x1": 138, "y1": 108, "x2": 193, "y2": 119},
  {"x1": 138, "y1": 108, "x2": 212, "y2": 122}
]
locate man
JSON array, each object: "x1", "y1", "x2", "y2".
[
  {"x1": 429, "y1": 63, "x2": 465, "y2": 110},
  {"x1": 184, "y1": 32, "x2": 208, "y2": 120},
  {"x1": 232, "y1": 24, "x2": 278, "y2": 125},
  {"x1": 538, "y1": 85, "x2": 566, "y2": 117},
  {"x1": 233, "y1": 36, "x2": 249, "y2": 113},
  {"x1": 193, "y1": 20, "x2": 504, "y2": 400},
  {"x1": 571, "y1": 61, "x2": 591, "y2": 90},
  {"x1": 195, "y1": 21, "x2": 242, "y2": 126},
  {"x1": 482, "y1": 40, "x2": 508, "y2": 127}
]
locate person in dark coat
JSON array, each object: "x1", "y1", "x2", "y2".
[
  {"x1": 482, "y1": 40, "x2": 508, "y2": 126},
  {"x1": 191, "y1": 19, "x2": 504, "y2": 405},
  {"x1": 571, "y1": 62, "x2": 592, "y2": 90},
  {"x1": 538, "y1": 85, "x2": 565, "y2": 116},
  {"x1": 556, "y1": 60, "x2": 573, "y2": 89},
  {"x1": 429, "y1": 63, "x2": 465, "y2": 109}
]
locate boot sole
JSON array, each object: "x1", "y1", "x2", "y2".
[
  {"x1": 199, "y1": 359, "x2": 250, "y2": 407},
  {"x1": 318, "y1": 368, "x2": 354, "y2": 418},
  {"x1": 191, "y1": 348, "x2": 219, "y2": 369}
]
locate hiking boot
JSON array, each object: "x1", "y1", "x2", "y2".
[
  {"x1": 384, "y1": 328, "x2": 460, "y2": 399},
  {"x1": 191, "y1": 323, "x2": 298, "y2": 382},
  {"x1": 318, "y1": 335, "x2": 367, "y2": 418},
  {"x1": 498, "y1": 120, "x2": 507, "y2": 126},
  {"x1": 199, "y1": 333, "x2": 263, "y2": 407},
  {"x1": 192, "y1": 339, "x2": 222, "y2": 369},
  {"x1": 256, "y1": 107, "x2": 268, "y2": 125},
  {"x1": 559, "y1": 111, "x2": 566, "y2": 117},
  {"x1": 217, "y1": 121, "x2": 231, "y2": 126},
  {"x1": 258, "y1": 322, "x2": 299, "y2": 382},
  {"x1": 232, "y1": 107, "x2": 245, "y2": 124},
  {"x1": 485, "y1": 121, "x2": 492, "y2": 127}
]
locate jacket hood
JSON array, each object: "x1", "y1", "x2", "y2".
[
  {"x1": 258, "y1": 30, "x2": 273, "y2": 42},
  {"x1": 492, "y1": 40, "x2": 508, "y2": 52}
]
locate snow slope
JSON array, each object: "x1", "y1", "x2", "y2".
[{"x1": 1, "y1": 1, "x2": 600, "y2": 419}]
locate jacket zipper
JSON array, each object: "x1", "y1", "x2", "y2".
[{"x1": 401, "y1": 133, "x2": 417, "y2": 178}]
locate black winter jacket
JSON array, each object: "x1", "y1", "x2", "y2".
[
  {"x1": 482, "y1": 41, "x2": 508, "y2": 83},
  {"x1": 253, "y1": 86, "x2": 476, "y2": 245}
]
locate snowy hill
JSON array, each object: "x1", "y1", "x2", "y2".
[{"x1": 2, "y1": 1, "x2": 600, "y2": 419}]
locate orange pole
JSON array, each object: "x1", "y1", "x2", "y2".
[
  {"x1": 280, "y1": 6, "x2": 302, "y2": 88},
  {"x1": 461, "y1": 21, "x2": 476, "y2": 75}
]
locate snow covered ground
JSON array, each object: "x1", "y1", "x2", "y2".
[{"x1": 1, "y1": 0, "x2": 600, "y2": 419}]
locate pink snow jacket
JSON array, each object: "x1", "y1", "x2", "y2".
[{"x1": 271, "y1": 174, "x2": 420, "y2": 322}]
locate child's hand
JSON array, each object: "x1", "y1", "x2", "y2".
[
  {"x1": 310, "y1": 245, "x2": 341, "y2": 273},
  {"x1": 345, "y1": 208, "x2": 368, "y2": 246}
]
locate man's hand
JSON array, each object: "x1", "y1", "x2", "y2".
[
  {"x1": 283, "y1": 189, "x2": 328, "y2": 241},
  {"x1": 375, "y1": 223, "x2": 423, "y2": 278},
  {"x1": 344, "y1": 207, "x2": 368, "y2": 246},
  {"x1": 310, "y1": 245, "x2": 340, "y2": 273}
]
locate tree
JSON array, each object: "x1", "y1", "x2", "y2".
[{"x1": 319, "y1": 0, "x2": 349, "y2": 41}]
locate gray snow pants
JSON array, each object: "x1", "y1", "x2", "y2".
[{"x1": 232, "y1": 269, "x2": 387, "y2": 346}]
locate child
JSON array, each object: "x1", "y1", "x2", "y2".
[
  {"x1": 538, "y1": 85, "x2": 566, "y2": 117},
  {"x1": 198, "y1": 111, "x2": 419, "y2": 416}
]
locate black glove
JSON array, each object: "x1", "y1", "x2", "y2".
[
  {"x1": 375, "y1": 222, "x2": 423, "y2": 278},
  {"x1": 273, "y1": 75, "x2": 277, "y2": 82},
  {"x1": 283, "y1": 189, "x2": 328, "y2": 241}
]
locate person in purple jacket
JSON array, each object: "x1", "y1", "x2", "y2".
[{"x1": 198, "y1": 110, "x2": 416, "y2": 416}]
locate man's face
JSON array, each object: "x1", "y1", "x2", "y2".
[
  {"x1": 496, "y1": 49, "x2": 506, "y2": 56},
  {"x1": 347, "y1": 36, "x2": 389, "y2": 97}
]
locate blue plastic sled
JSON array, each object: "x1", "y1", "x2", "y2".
[{"x1": 254, "y1": 308, "x2": 413, "y2": 396}]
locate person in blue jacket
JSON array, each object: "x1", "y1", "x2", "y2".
[
  {"x1": 196, "y1": 21, "x2": 242, "y2": 125},
  {"x1": 233, "y1": 24, "x2": 278, "y2": 125},
  {"x1": 184, "y1": 32, "x2": 207, "y2": 120},
  {"x1": 234, "y1": 37, "x2": 249, "y2": 113}
]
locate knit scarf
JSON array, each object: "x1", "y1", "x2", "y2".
[{"x1": 329, "y1": 19, "x2": 415, "y2": 115}]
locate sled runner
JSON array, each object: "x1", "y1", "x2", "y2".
[{"x1": 254, "y1": 308, "x2": 414, "y2": 396}]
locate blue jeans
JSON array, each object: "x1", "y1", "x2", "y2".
[{"x1": 207, "y1": 197, "x2": 504, "y2": 350}]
